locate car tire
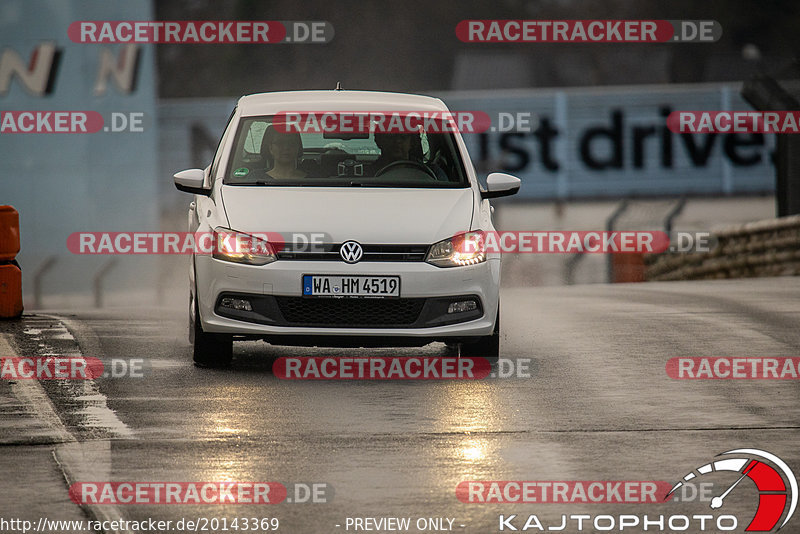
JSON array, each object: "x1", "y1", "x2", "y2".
[
  {"x1": 459, "y1": 308, "x2": 500, "y2": 360},
  {"x1": 191, "y1": 291, "x2": 233, "y2": 368}
]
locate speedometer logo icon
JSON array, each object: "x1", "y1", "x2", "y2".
[{"x1": 667, "y1": 449, "x2": 797, "y2": 531}]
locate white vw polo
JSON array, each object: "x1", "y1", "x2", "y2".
[{"x1": 174, "y1": 89, "x2": 520, "y2": 367}]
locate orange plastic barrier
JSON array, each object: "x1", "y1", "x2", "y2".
[
  {"x1": 0, "y1": 206, "x2": 20, "y2": 262},
  {"x1": 611, "y1": 253, "x2": 645, "y2": 283},
  {"x1": 0, "y1": 263, "x2": 23, "y2": 318},
  {"x1": 0, "y1": 205, "x2": 22, "y2": 318}
]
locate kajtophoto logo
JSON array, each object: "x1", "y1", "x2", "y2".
[
  {"x1": 489, "y1": 450, "x2": 796, "y2": 532},
  {"x1": 667, "y1": 449, "x2": 797, "y2": 531}
]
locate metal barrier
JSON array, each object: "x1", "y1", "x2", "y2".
[
  {"x1": 29, "y1": 255, "x2": 122, "y2": 310},
  {"x1": 32, "y1": 256, "x2": 57, "y2": 310},
  {"x1": 645, "y1": 214, "x2": 800, "y2": 280}
]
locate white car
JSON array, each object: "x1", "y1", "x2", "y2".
[{"x1": 174, "y1": 89, "x2": 520, "y2": 367}]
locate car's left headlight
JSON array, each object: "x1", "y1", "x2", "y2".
[
  {"x1": 212, "y1": 227, "x2": 277, "y2": 266},
  {"x1": 425, "y1": 231, "x2": 486, "y2": 267}
]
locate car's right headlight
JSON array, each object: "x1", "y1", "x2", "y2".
[
  {"x1": 425, "y1": 231, "x2": 486, "y2": 267},
  {"x1": 212, "y1": 227, "x2": 277, "y2": 266}
]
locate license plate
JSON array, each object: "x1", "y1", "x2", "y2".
[{"x1": 302, "y1": 275, "x2": 400, "y2": 297}]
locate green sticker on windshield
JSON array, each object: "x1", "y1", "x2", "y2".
[{"x1": 233, "y1": 167, "x2": 249, "y2": 177}]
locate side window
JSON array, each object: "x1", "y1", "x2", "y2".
[{"x1": 209, "y1": 107, "x2": 237, "y2": 184}]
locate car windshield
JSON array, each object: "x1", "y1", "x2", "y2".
[{"x1": 223, "y1": 115, "x2": 469, "y2": 188}]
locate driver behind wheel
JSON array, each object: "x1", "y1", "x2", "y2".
[
  {"x1": 372, "y1": 133, "x2": 416, "y2": 172},
  {"x1": 371, "y1": 133, "x2": 447, "y2": 180}
]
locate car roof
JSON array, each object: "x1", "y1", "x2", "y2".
[{"x1": 237, "y1": 90, "x2": 449, "y2": 116}]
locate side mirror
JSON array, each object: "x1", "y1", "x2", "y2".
[
  {"x1": 173, "y1": 169, "x2": 211, "y2": 196},
  {"x1": 481, "y1": 172, "x2": 521, "y2": 199}
]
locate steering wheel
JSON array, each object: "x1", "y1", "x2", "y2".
[{"x1": 375, "y1": 159, "x2": 437, "y2": 180}]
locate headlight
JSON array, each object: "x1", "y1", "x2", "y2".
[
  {"x1": 212, "y1": 228, "x2": 277, "y2": 265},
  {"x1": 425, "y1": 231, "x2": 486, "y2": 267}
]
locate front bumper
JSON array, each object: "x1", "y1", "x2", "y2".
[{"x1": 195, "y1": 256, "x2": 500, "y2": 339}]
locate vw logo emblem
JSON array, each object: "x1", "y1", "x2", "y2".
[{"x1": 339, "y1": 241, "x2": 363, "y2": 263}]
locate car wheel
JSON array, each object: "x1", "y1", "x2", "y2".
[
  {"x1": 459, "y1": 308, "x2": 500, "y2": 359},
  {"x1": 191, "y1": 290, "x2": 233, "y2": 368}
]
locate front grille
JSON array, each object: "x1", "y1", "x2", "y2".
[
  {"x1": 276, "y1": 243, "x2": 429, "y2": 262},
  {"x1": 275, "y1": 296, "x2": 425, "y2": 327}
]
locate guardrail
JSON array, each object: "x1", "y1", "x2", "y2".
[{"x1": 645, "y1": 214, "x2": 800, "y2": 281}]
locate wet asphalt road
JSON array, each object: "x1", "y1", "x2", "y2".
[{"x1": 13, "y1": 278, "x2": 800, "y2": 533}]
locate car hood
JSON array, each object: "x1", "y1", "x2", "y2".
[{"x1": 220, "y1": 186, "x2": 475, "y2": 244}]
